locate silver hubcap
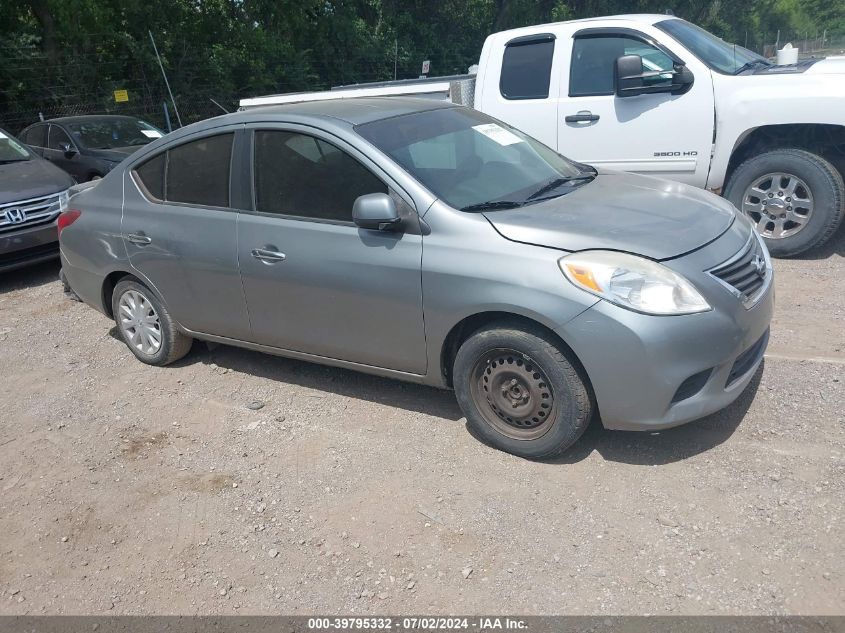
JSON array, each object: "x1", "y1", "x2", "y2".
[
  {"x1": 118, "y1": 290, "x2": 162, "y2": 356},
  {"x1": 742, "y1": 172, "x2": 813, "y2": 239}
]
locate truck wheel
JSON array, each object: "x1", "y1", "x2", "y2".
[
  {"x1": 724, "y1": 149, "x2": 844, "y2": 257},
  {"x1": 111, "y1": 279, "x2": 193, "y2": 366},
  {"x1": 453, "y1": 323, "x2": 593, "y2": 460}
]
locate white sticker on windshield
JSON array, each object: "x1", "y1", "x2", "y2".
[
  {"x1": 141, "y1": 130, "x2": 163, "y2": 138},
  {"x1": 472, "y1": 123, "x2": 523, "y2": 146}
]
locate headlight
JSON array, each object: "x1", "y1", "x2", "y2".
[
  {"x1": 48, "y1": 190, "x2": 71, "y2": 214},
  {"x1": 559, "y1": 251, "x2": 711, "y2": 315}
]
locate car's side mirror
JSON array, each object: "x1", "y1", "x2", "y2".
[
  {"x1": 615, "y1": 54, "x2": 645, "y2": 96},
  {"x1": 352, "y1": 193, "x2": 402, "y2": 231},
  {"x1": 59, "y1": 142, "x2": 76, "y2": 158},
  {"x1": 614, "y1": 54, "x2": 694, "y2": 97}
]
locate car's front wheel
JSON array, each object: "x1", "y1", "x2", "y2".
[
  {"x1": 112, "y1": 278, "x2": 192, "y2": 366},
  {"x1": 453, "y1": 323, "x2": 593, "y2": 460},
  {"x1": 724, "y1": 148, "x2": 844, "y2": 257}
]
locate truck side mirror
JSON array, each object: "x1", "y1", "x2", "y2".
[
  {"x1": 615, "y1": 55, "x2": 694, "y2": 98},
  {"x1": 614, "y1": 54, "x2": 645, "y2": 97}
]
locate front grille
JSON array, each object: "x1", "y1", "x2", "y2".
[
  {"x1": 0, "y1": 191, "x2": 65, "y2": 233},
  {"x1": 726, "y1": 328, "x2": 769, "y2": 387},
  {"x1": 708, "y1": 233, "x2": 769, "y2": 306}
]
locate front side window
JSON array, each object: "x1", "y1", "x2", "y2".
[
  {"x1": 357, "y1": 107, "x2": 588, "y2": 211},
  {"x1": 48, "y1": 126, "x2": 73, "y2": 151},
  {"x1": 254, "y1": 130, "x2": 387, "y2": 222},
  {"x1": 570, "y1": 35, "x2": 674, "y2": 97},
  {"x1": 500, "y1": 37, "x2": 555, "y2": 100},
  {"x1": 166, "y1": 134, "x2": 233, "y2": 207}
]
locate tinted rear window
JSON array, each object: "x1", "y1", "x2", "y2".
[
  {"x1": 500, "y1": 37, "x2": 555, "y2": 99},
  {"x1": 165, "y1": 134, "x2": 233, "y2": 207},
  {"x1": 135, "y1": 153, "x2": 165, "y2": 199}
]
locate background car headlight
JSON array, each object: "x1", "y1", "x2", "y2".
[
  {"x1": 48, "y1": 190, "x2": 70, "y2": 214},
  {"x1": 559, "y1": 251, "x2": 711, "y2": 315}
]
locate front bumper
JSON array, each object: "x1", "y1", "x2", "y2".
[
  {"x1": 0, "y1": 220, "x2": 59, "y2": 272},
  {"x1": 558, "y1": 228, "x2": 774, "y2": 431}
]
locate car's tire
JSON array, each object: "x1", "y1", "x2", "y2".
[
  {"x1": 453, "y1": 322, "x2": 593, "y2": 460},
  {"x1": 724, "y1": 148, "x2": 844, "y2": 257},
  {"x1": 111, "y1": 278, "x2": 192, "y2": 366}
]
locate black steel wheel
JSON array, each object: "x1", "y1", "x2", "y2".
[{"x1": 453, "y1": 322, "x2": 593, "y2": 460}]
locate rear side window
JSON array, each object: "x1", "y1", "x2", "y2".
[
  {"x1": 500, "y1": 36, "x2": 555, "y2": 100},
  {"x1": 135, "y1": 153, "x2": 165, "y2": 200},
  {"x1": 23, "y1": 124, "x2": 46, "y2": 147},
  {"x1": 254, "y1": 130, "x2": 387, "y2": 222},
  {"x1": 132, "y1": 133, "x2": 233, "y2": 206}
]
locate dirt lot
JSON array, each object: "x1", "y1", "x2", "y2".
[{"x1": 1, "y1": 236, "x2": 843, "y2": 616}]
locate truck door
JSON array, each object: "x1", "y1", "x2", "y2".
[{"x1": 557, "y1": 28, "x2": 714, "y2": 186}]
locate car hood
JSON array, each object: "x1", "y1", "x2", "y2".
[
  {"x1": 482, "y1": 171, "x2": 736, "y2": 260},
  {"x1": 0, "y1": 158, "x2": 75, "y2": 204},
  {"x1": 804, "y1": 57, "x2": 845, "y2": 75},
  {"x1": 85, "y1": 146, "x2": 140, "y2": 162}
]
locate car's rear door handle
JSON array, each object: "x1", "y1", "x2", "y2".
[
  {"x1": 126, "y1": 232, "x2": 152, "y2": 245},
  {"x1": 565, "y1": 111, "x2": 600, "y2": 123},
  {"x1": 251, "y1": 247, "x2": 286, "y2": 263}
]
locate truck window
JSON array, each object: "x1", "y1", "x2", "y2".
[
  {"x1": 500, "y1": 36, "x2": 555, "y2": 100},
  {"x1": 569, "y1": 35, "x2": 674, "y2": 97}
]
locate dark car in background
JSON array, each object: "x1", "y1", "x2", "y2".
[
  {"x1": 0, "y1": 128, "x2": 74, "y2": 271},
  {"x1": 20, "y1": 115, "x2": 165, "y2": 182}
]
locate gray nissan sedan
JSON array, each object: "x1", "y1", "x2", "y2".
[{"x1": 59, "y1": 98, "x2": 773, "y2": 459}]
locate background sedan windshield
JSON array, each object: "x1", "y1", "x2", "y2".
[
  {"x1": 357, "y1": 107, "x2": 583, "y2": 210},
  {"x1": 0, "y1": 130, "x2": 32, "y2": 162},
  {"x1": 67, "y1": 118, "x2": 164, "y2": 149}
]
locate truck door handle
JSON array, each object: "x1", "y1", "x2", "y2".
[
  {"x1": 251, "y1": 247, "x2": 286, "y2": 263},
  {"x1": 126, "y1": 232, "x2": 152, "y2": 245},
  {"x1": 565, "y1": 111, "x2": 600, "y2": 123}
]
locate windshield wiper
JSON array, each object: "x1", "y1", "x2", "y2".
[
  {"x1": 460, "y1": 200, "x2": 524, "y2": 212},
  {"x1": 0, "y1": 158, "x2": 28, "y2": 164},
  {"x1": 525, "y1": 174, "x2": 595, "y2": 202},
  {"x1": 734, "y1": 59, "x2": 771, "y2": 75}
]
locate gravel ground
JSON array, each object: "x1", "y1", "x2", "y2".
[{"x1": 0, "y1": 233, "x2": 843, "y2": 616}]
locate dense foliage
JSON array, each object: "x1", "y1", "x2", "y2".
[{"x1": 1, "y1": 0, "x2": 842, "y2": 130}]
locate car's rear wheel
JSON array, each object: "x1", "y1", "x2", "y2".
[
  {"x1": 724, "y1": 149, "x2": 844, "y2": 257},
  {"x1": 111, "y1": 279, "x2": 192, "y2": 366},
  {"x1": 453, "y1": 323, "x2": 593, "y2": 459}
]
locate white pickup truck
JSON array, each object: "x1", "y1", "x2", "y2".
[{"x1": 241, "y1": 14, "x2": 845, "y2": 256}]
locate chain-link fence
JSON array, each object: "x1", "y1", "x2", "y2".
[{"x1": 0, "y1": 38, "x2": 476, "y2": 136}]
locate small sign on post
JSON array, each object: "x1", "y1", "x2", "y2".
[
  {"x1": 114, "y1": 89, "x2": 129, "y2": 103},
  {"x1": 421, "y1": 60, "x2": 431, "y2": 75}
]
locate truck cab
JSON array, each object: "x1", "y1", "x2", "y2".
[{"x1": 476, "y1": 15, "x2": 845, "y2": 256}]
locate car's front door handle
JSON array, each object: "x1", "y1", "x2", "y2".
[
  {"x1": 251, "y1": 248, "x2": 286, "y2": 263},
  {"x1": 565, "y1": 111, "x2": 600, "y2": 123},
  {"x1": 126, "y1": 232, "x2": 152, "y2": 245}
]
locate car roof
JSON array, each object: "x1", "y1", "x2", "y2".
[
  {"x1": 40, "y1": 115, "x2": 146, "y2": 126},
  {"x1": 231, "y1": 96, "x2": 456, "y2": 127}
]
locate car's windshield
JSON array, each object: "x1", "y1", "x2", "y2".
[
  {"x1": 657, "y1": 18, "x2": 770, "y2": 75},
  {"x1": 66, "y1": 118, "x2": 164, "y2": 149},
  {"x1": 356, "y1": 107, "x2": 591, "y2": 211},
  {"x1": 0, "y1": 129, "x2": 32, "y2": 162}
]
